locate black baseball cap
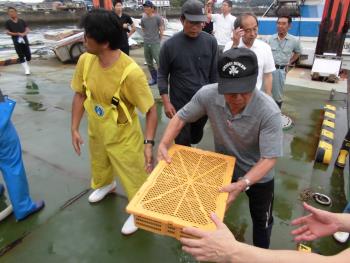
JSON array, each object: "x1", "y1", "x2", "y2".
[
  {"x1": 181, "y1": 0, "x2": 207, "y2": 22},
  {"x1": 143, "y1": 0, "x2": 154, "y2": 7},
  {"x1": 218, "y1": 48, "x2": 258, "y2": 94}
]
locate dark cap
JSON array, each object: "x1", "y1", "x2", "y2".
[
  {"x1": 218, "y1": 48, "x2": 258, "y2": 94},
  {"x1": 181, "y1": 0, "x2": 207, "y2": 22},
  {"x1": 143, "y1": 0, "x2": 154, "y2": 7}
]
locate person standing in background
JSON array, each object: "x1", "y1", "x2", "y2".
[
  {"x1": 141, "y1": 0, "x2": 164, "y2": 85},
  {"x1": 158, "y1": 0, "x2": 218, "y2": 146},
  {"x1": 203, "y1": 0, "x2": 214, "y2": 34},
  {"x1": 267, "y1": 15, "x2": 301, "y2": 108},
  {"x1": 113, "y1": 0, "x2": 136, "y2": 55},
  {"x1": 207, "y1": 0, "x2": 236, "y2": 52},
  {"x1": 224, "y1": 13, "x2": 275, "y2": 95},
  {"x1": 5, "y1": 7, "x2": 31, "y2": 75}
]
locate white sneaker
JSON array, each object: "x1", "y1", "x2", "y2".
[
  {"x1": 333, "y1": 232, "x2": 349, "y2": 243},
  {"x1": 88, "y1": 181, "x2": 116, "y2": 203},
  {"x1": 121, "y1": 215, "x2": 138, "y2": 235}
]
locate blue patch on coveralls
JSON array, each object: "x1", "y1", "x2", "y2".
[{"x1": 94, "y1": 105, "x2": 104, "y2": 117}]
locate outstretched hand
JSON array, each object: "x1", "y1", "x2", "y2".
[
  {"x1": 291, "y1": 202, "x2": 340, "y2": 242},
  {"x1": 180, "y1": 213, "x2": 237, "y2": 262}
]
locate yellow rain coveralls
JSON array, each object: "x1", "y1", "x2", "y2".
[{"x1": 71, "y1": 53, "x2": 154, "y2": 200}]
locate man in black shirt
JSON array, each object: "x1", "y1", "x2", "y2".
[
  {"x1": 113, "y1": 0, "x2": 135, "y2": 55},
  {"x1": 158, "y1": 0, "x2": 218, "y2": 146},
  {"x1": 5, "y1": 7, "x2": 31, "y2": 75}
]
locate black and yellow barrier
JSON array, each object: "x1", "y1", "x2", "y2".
[{"x1": 315, "y1": 105, "x2": 336, "y2": 164}]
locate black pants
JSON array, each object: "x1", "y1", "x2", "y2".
[
  {"x1": 175, "y1": 116, "x2": 208, "y2": 146},
  {"x1": 245, "y1": 179, "x2": 274, "y2": 248},
  {"x1": 14, "y1": 43, "x2": 31, "y2": 63}
]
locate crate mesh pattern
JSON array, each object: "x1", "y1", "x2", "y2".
[{"x1": 127, "y1": 145, "x2": 235, "y2": 239}]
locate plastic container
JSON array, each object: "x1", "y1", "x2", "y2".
[{"x1": 127, "y1": 144, "x2": 235, "y2": 239}]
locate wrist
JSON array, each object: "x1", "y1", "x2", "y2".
[
  {"x1": 144, "y1": 139, "x2": 155, "y2": 146},
  {"x1": 230, "y1": 242, "x2": 249, "y2": 263},
  {"x1": 237, "y1": 177, "x2": 251, "y2": 192}
]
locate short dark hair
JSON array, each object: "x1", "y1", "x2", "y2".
[
  {"x1": 234, "y1": 13, "x2": 258, "y2": 29},
  {"x1": 112, "y1": 0, "x2": 123, "y2": 6},
  {"x1": 79, "y1": 9, "x2": 124, "y2": 50},
  {"x1": 222, "y1": 0, "x2": 233, "y2": 7},
  {"x1": 277, "y1": 15, "x2": 292, "y2": 24},
  {"x1": 7, "y1": 7, "x2": 17, "y2": 12}
]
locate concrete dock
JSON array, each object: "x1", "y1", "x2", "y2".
[{"x1": 0, "y1": 48, "x2": 349, "y2": 262}]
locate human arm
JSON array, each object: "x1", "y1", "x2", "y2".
[
  {"x1": 291, "y1": 202, "x2": 350, "y2": 241},
  {"x1": 205, "y1": 0, "x2": 213, "y2": 17},
  {"x1": 71, "y1": 92, "x2": 86, "y2": 156},
  {"x1": 161, "y1": 94, "x2": 177, "y2": 119},
  {"x1": 157, "y1": 114, "x2": 186, "y2": 163},
  {"x1": 231, "y1": 27, "x2": 244, "y2": 48},
  {"x1": 289, "y1": 40, "x2": 302, "y2": 65},
  {"x1": 20, "y1": 26, "x2": 30, "y2": 37},
  {"x1": 263, "y1": 72, "x2": 272, "y2": 96},
  {"x1": 289, "y1": 52, "x2": 300, "y2": 65},
  {"x1": 5, "y1": 19, "x2": 30, "y2": 37},
  {"x1": 158, "y1": 91, "x2": 207, "y2": 162},
  {"x1": 181, "y1": 212, "x2": 350, "y2": 263},
  {"x1": 127, "y1": 16, "x2": 136, "y2": 38},
  {"x1": 128, "y1": 23, "x2": 136, "y2": 38},
  {"x1": 6, "y1": 30, "x2": 19, "y2": 36},
  {"x1": 144, "y1": 104, "x2": 158, "y2": 173},
  {"x1": 209, "y1": 38, "x2": 218, "y2": 83},
  {"x1": 157, "y1": 42, "x2": 176, "y2": 118},
  {"x1": 159, "y1": 19, "x2": 164, "y2": 40},
  {"x1": 221, "y1": 158, "x2": 277, "y2": 206},
  {"x1": 5, "y1": 21, "x2": 21, "y2": 36}
]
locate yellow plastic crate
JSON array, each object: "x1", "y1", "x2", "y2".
[{"x1": 127, "y1": 144, "x2": 235, "y2": 239}]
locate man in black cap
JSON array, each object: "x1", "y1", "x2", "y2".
[
  {"x1": 141, "y1": 0, "x2": 164, "y2": 85},
  {"x1": 158, "y1": 48, "x2": 283, "y2": 249},
  {"x1": 158, "y1": 0, "x2": 218, "y2": 146}
]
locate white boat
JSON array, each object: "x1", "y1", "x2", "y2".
[
  {"x1": 52, "y1": 31, "x2": 85, "y2": 63},
  {"x1": 51, "y1": 30, "x2": 139, "y2": 63}
]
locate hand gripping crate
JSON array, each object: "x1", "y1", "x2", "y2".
[{"x1": 126, "y1": 144, "x2": 235, "y2": 239}]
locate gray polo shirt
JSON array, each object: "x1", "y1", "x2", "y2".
[
  {"x1": 268, "y1": 33, "x2": 301, "y2": 66},
  {"x1": 140, "y1": 15, "x2": 163, "y2": 44},
  {"x1": 177, "y1": 84, "x2": 283, "y2": 183}
]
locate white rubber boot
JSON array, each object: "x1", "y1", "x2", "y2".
[{"x1": 21, "y1": 61, "x2": 31, "y2": 75}]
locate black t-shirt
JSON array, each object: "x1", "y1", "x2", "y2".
[
  {"x1": 5, "y1": 19, "x2": 29, "y2": 45},
  {"x1": 203, "y1": 21, "x2": 213, "y2": 35},
  {"x1": 115, "y1": 13, "x2": 133, "y2": 48}
]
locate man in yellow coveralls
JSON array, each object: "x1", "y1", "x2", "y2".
[{"x1": 70, "y1": 9, "x2": 158, "y2": 235}]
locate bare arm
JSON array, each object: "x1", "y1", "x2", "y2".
[
  {"x1": 71, "y1": 92, "x2": 86, "y2": 156},
  {"x1": 292, "y1": 202, "x2": 350, "y2": 241},
  {"x1": 128, "y1": 23, "x2": 136, "y2": 38},
  {"x1": 181, "y1": 212, "x2": 350, "y2": 263},
  {"x1": 222, "y1": 158, "x2": 276, "y2": 205},
  {"x1": 159, "y1": 25, "x2": 164, "y2": 40},
  {"x1": 22, "y1": 26, "x2": 30, "y2": 36},
  {"x1": 289, "y1": 52, "x2": 300, "y2": 65},
  {"x1": 161, "y1": 94, "x2": 176, "y2": 119},
  {"x1": 157, "y1": 114, "x2": 186, "y2": 162},
  {"x1": 263, "y1": 72, "x2": 272, "y2": 96},
  {"x1": 144, "y1": 104, "x2": 158, "y2": 173},
  {"x1": 6, "y1": 30, "x2": 19, "y2": 36},
  {"x1": 231, "y1": 241, "x2": 350, "y2": 263}
]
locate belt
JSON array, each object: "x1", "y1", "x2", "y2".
[{"x1": 275, "y1": 64, "x2": 286, "y2": 69}]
